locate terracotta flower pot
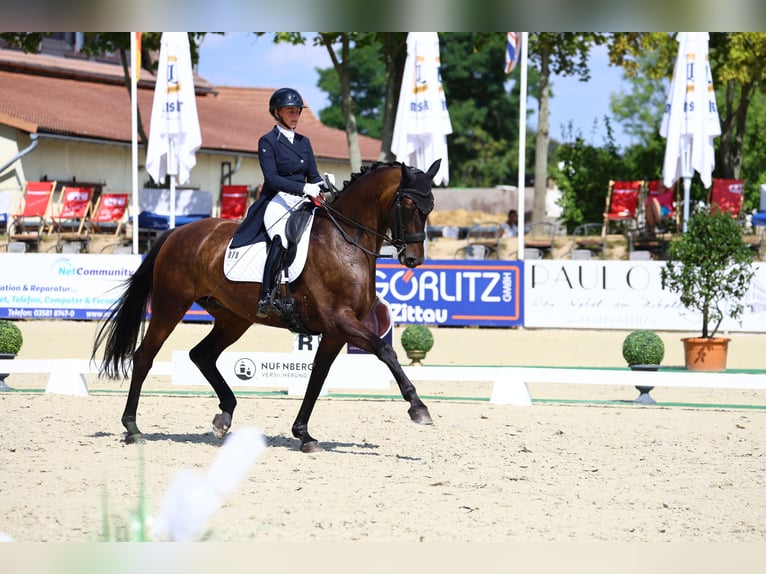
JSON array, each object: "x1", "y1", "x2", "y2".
[{"x1": 681, "y1": 337, "x2": 730, "y2": 371}]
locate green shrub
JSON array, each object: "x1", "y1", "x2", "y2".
[
  {"x1": 400, "y1": 324, "x2": 434, "y2": 352},
  {"x1": 0, "y1": 320, "x2": 23, "y2": 355},
  {"x1": 661, "y1": 207, "x2": 754, "y2": 338},
  {"x1": 622, "y1": 330, "x2": 664, "y2": 366}
]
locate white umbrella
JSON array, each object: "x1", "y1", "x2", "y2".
[
  {"x1": 145, "y1": 32, "x2": 201, "y2": 229},
  {"x1": 660, "y1": 32, "x2": 721, "y2": 232},
  {"x1": 391, "y1": 32, "x2": 452, "y2": 186}
]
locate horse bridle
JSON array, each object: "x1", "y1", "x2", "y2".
[{"x1": 319, "y1": 180, "x2": 433, "y2": 258}]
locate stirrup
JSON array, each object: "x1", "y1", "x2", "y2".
[{"x1": 256, "y1": 295, "x2": 274, "y2": 318}]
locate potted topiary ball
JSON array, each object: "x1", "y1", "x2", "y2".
[
  {"x1": 622, "y1": 329, "x2": 664, "y2": 405},
  {"x1": 622, "y1": 329, "x2": 665, "y2": 370},
  {"x1": 400, "y1": 324, "x2": 434, "y2": 366},
  {"x1": 0, "y1": 320, "x2": 24, "y2": 389}
]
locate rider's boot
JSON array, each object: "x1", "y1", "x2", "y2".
[{"x1": 257, "y1": 235, "x2": 287, "y2": 318}]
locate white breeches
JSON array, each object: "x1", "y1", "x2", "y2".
[{"x1": 264, "y1": 192, "x2": 307, "y2": 248}]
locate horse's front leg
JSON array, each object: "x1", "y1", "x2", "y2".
[
  {"x1": 377, "y1": 342, "x2": 433, "y2": 425},
  {"x1": 291, "y1": 336, "x2": 343, "y2": 453},
  {"x1": 348, "y1": 325, "x2": 432, "y2": 425}
]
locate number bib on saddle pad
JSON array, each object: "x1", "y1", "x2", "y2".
[{"x1": 223, "y1": 211, "x2": 315, "y2": 283}]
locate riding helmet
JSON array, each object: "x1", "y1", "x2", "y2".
[{"x1": 269, "y1": 88, "x2": 305, "y2": 118}]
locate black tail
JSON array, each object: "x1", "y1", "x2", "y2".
[{"x1": 91, "y1": 231, "x2": 174, "y2": 379}]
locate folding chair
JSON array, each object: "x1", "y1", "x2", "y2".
[
  {"x1": 646, "y1": 179, "x2": 679, "y2": 233},
  {"x1": 90, "y1": 192, "x2": 129, "y2": 238},
  {"x1": 219, "y1": 185, "x2": 249, "y2": 221},
  {"x1": 602, "y1": 180, "x2": 642, "y2": 238},
  {"x1": 710, "y1": 178, "x2": 744, "y2": 217},
  {"x1": 710, "y1": 178, "x2": 763, "y2": 257},
  {"x1": 8, "y1": 180, "x2": 56, "y2": 251},
  {"x1": 50, "y1": 186, "x2": 93, "y2": 252}
]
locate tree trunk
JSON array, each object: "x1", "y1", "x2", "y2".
[
  {"x1": 322, "y1": 34, "x2": 362, "y2": 172},
  {"x1": 533, "y1": 46, "x2": 551, "y2": 223},
  {"x1": 379, "y1": 33, "x2": 406, "y2": 162},
  {"x1": 717, "y1": 79, "x2": 751, "y2": 180}
]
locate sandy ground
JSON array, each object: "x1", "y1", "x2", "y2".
[{"x1": 0, "y1": 319, "x2": 765, "y2": 548}]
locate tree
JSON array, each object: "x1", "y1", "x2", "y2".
[
  {"x1": 609, "y1": 32, "x2": 766, "y2": 181},
  {"x1": 527, "y1": 33, "x2": 608, "y2": 222},
  {"x1": 317, "y1": 33, "x2": 534, "y2": 187}
]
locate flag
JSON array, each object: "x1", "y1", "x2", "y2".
[
  {"x1": 146, "y1": 32, "x2": 201, "y2": 187},
  {"x1": 505, "y1": 32, "x2": 520, "y2": 74}
]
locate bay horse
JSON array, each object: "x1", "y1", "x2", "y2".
[{"x1": 92, "y1": 159, "x2": 440, "y2": 452}]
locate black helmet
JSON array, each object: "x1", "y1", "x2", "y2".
[{"x1": 269, "y1": 88, "x2": 305, "y2": 118}]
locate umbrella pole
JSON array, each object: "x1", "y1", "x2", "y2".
[{"x1": 682, "y1": 176, "x2": 691, "y2": 233}]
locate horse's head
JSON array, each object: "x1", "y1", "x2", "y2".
[{"x1": 389, "y1": 159, "x2": 440, "y2": 268}]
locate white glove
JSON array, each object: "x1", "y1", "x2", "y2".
[
  {"x1": 323, "y1": 172, "x2": 336, "y2": 187},
  {"x1": 303, "y1": 182, "x2": 321, "y2": 198}
]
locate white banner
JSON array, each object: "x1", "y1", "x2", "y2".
[
  {"x1": 524, "y1": 260, "x2": 766, "y2": 332},
  {"x1": 0, "y1": 253, "x2": 140, "y2": 320}
]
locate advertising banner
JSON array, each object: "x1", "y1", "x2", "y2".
[
  {"x1": 525, "y1": 259, "x2": 766, "y2": 332},
  {"x1": 0, "y1": 253, "x2": 140, "y2": 320},
  {"x1": 375, "y1": 258, "x2": 524, "y2": 327}
]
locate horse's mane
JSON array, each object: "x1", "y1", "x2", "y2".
[{"x1": 336, "y1": 161, "x2": 403, "y2": 198}]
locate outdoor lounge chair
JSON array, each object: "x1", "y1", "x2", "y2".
[
  {"x1": 219, "y1": 185, "x2": 249, "y2": 221},
  {"x1": 710, "y1": 178, "x2": 763, "y2": 258},
  {"x1": 7, "y1": 180, "x2": 56, "y2": 251},
  {"x1": 50, "y1": 186, "x2": 93, "y2": 252},
  {"x1": 602, "y1": 180, "x2": 642, "y2": 237},
  {"x1": 89, "y1": 192, "x2": 129, "y2": 239}
]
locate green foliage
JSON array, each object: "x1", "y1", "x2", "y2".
[
  {"x1": 400, "y1": 324, "x2": 434, "y2": 352},
  {"x1": 554, "y1": 120, "x2": 625, "y2": 232},
  {"x1": 661, "y1": 207, "x2": 755, "y2": 338},
  {"x1": 0, "y1": 320, "x2": 23, "y2": 355},
  {"x1": 622, "y1": 330, "x2": 665, "y2": 366},
  {"x1": 317, "y1": 34, "x2": 388, "y2": 138}
]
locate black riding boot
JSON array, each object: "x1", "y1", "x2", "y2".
[{"x1": 257, "y1": 236, "x2": 286, "y2": 318}]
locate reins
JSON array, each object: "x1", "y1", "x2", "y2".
[{"x1": 317, "y1": 180, "x2": 431, "y2": 259}]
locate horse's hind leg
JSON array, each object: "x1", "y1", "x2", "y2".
[
  {"x1": 188, "y1": 315, "x2": 251, "y2": 440},
  {"x1": 122, "y1": 314, "x2": 185, "y2": 443},
  {"x1": 291, "y1": 335, "x2": 344, "y2": 452}
]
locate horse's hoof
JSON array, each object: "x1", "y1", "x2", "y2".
[
  {"x1": 124, "y1": 432, "x2": 144, "y2": 445},
  {"x1": 408, "y1": 406, "x2": 433, "y2": 425},
  {"x1": 300, "y1": 440, "x2": 323, "y2": 453},
  {"x1": 212, "y1": 412, "x2": 232, "y2": 440}
]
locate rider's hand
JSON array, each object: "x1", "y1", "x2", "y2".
[{"x1": 303, "y1": 182, "x2": 322, "y2": 198}]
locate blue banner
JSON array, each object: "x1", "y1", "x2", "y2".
[{"x1": 375, "y1": 258, "x2": 523, "y2": 327}]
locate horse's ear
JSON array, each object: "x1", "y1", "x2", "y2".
[{"x1": 426, "y1": 159, "x2": 442, "y2": 181}]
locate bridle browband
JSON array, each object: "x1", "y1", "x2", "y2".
[{"x1": 319, "y1": 178, "x2": 433, "y2": 259}]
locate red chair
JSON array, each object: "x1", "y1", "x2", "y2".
[
  {"x1": 90, "y1": 192, "x2": 129, "y2": 237},
  {"x1": 219, "y1": 185, "x2": 249, "y2": 221},
  {"x1": 710, "y1": 178, "x2": 744, "y2": 217},
  {"x1": 8, "y1": 180, "x2": 56, "y2": 251},
  {"x1": 50, "y1": 186, "x2": 93, "y2": 252},
  {"x1": 602, "y1": 180, "x2": 642, "y2": 236},
  {"x1": 646, "y1": 179, "x2": 679, "y2": 231}
]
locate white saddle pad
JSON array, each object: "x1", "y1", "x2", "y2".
[{"x1": 223, "y1": 212, "x2": 314, "y2": 283}]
